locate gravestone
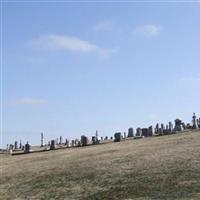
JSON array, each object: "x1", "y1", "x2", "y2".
[
  {"x1": 92, "y1": 131, "x2": 100, "y2": 144},
  {"x1": 174, "y1": 119, "x2": 182, "y2": 132},
  {"x1": 128, "y1": 128, "x2": 134, "y2": 137},
  {"x1": 155, "y1": 123, "x2": 159, "y2": 134},
  {"x1": 114, "y1": 132, "x2": 121, "y2": 142},
  {"x1": 96, "y1": 130, "x2": 99, "y2": 141},
  {"x1": 142, "y1": 128, "x2": 148, "y2": 137},
  {"x1": 24, "y1": 142, "x2": 30, "y2": 153},
  {"x1": 169, "y1": 122, "x2": 173, "y2": 132},
  {"x1": 19, "y1": 140, "x2": 22, "y2": 149},
  {"x1": 81, "y1": 135, "x2": 88, "y2": 146},
  {"x1": 199, "y1": 118, "x2": 200, "y2": 128},
  {"x1": 50, "y1": 140, "x2": 56, "y2": 150},
  {"x1": 59, "y1": 136, "x2": 62, "y2": 145},
  {"x1": 41, "y1": 132, "x2": 44, "y2": 147},
  {"x1": 148, "y1": 126, "x2": 154, "y2": 136},
  {"x1": 136, "y1": 128, "x2": 142, "y2": 137},
  {"x1": 14, "y1": 141, "x2": 18, "y2": 149},
  {"x1": 192, "y1": 113, "x2": 198, "y2": 129},
  {"x1": 161, "y1": 124, "x2": 165, "y2": 130}
]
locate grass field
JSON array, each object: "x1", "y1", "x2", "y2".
[{"x1": 1, "y1": 130, "x2": 200, "y2": 200}]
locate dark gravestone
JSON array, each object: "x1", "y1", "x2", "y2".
[
  {"x1": 41, "y1": 132, "x2": 44, "y2": 147},
  {"x1": 192, "y1": 113, "x2": 198, "y2": 129},
  {"x1": 174, "y1": 119, "x2": 182, "y2": 132},
  {"x1": 114, "y1": 132, "x2": 121, "y2": 142},
  {"x1": 14, "y1": 141, "x2": 18, "y2": 149},
  {"x1": 198, "y1": 118, "x2": 200, "y2": 128},
  {"x1": 169, "y1": 122, "x2": 173, "y2": 133},
  {"x1": 81, "y1": 135, "x2": 88, "y2": 146},
  {"x1": 128, "y1": 128, "x2": 134, "y2": 138},
  {"x1": 50, "y1": 140, "x2": 56, "y2": 150},
  {"x1": 148, "y1": 126, "x2": 154, "y2": 136},
  {"x1": 92, "y1": 135, "x2": 100, "y2": 144},
  {"x1": 161, "y1": 124, "x2": 165, "y2": 131},
  {"x1": 59, "y1": 136, "x2": 62, "y2": 145},
  {"x1": 142, "y1": 128, "x2": 148, "y2": 137},
  {"x1": 136, "y1": 128, "x2": 142, "y2": 137},
  {"x1": 155, "y1": 123, "x2": 159, "y2": 134},
  {"x1": 24, "y1": 142, "x2": 30, "y2": 153}
]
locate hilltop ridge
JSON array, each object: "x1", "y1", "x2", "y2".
[{"x1": 1, "y1": 130, "x2": 200, "y2": 200}]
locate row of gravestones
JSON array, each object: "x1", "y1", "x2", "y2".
[
  {"x1": 9, "y1": 113, "x2": 200, "y2": 153},
  {"x1": 49, "y1": 134, "x2": 114, "y2": 150},
  {"x1": 113, "y1": 113, "x2": 200, "y2": 142}
]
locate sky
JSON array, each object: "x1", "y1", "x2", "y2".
[{"x1": 1, "y1": 1, "x2": 200, "y2": 148}]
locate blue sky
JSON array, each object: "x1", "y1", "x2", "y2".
[{"x1": 1, "y1": 1, "x2": 200, "y2": 147}]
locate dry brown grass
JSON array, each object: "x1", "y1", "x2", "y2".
[{"x1": 1, "y1": 130, "x2": 200, "y2": 200}]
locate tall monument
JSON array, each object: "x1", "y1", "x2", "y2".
[
  {"x1": 192, "y1": 113, "x2": 197, "y2": 129},
  {"x1": 41, "y1": 132, "x2": 44, "y2": 147}
]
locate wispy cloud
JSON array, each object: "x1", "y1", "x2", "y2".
[
  {"x1": 133, "y1": 24, "x2": 161, "y2": 37},
  {"x1": 180, "y1": 76, "x2": 200, "y2": 84},
  {"x1": 17, "y1": 98, "x2": 48, "y2": 105},
  {"x1": 94, "y1": 20, "x2": 113, "y2": 31},
  {"x1": 31, "y1": 34, "x2": 116, "y2": 57}
]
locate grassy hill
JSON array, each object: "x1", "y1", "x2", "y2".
[{"x1": 1, "y1": 130, "x2": 200, "y2": 200}]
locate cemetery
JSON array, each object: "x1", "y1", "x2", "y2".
[
  {"x1": 3, "y1": 113, "x2": 200, "y2": 156},
  {"x1": 1, "y1": 122, "x2": 200, "y2": 200}
]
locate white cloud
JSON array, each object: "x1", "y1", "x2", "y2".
[
  {"x1": 17, "y1": 98, "x2": 48, "y2": 105},
  {"x1": 94, "y1": 20, "x2": 113, "y2": 31},
  {"x1": 181, "y1": 76, "x2": 200, "y2": 84},
  {"x1": 133, "y1": 24, "x2": 161, "y2": 37},
  {"x1": 31, "y1": 34, "x2": 116, "y2": 57}
]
